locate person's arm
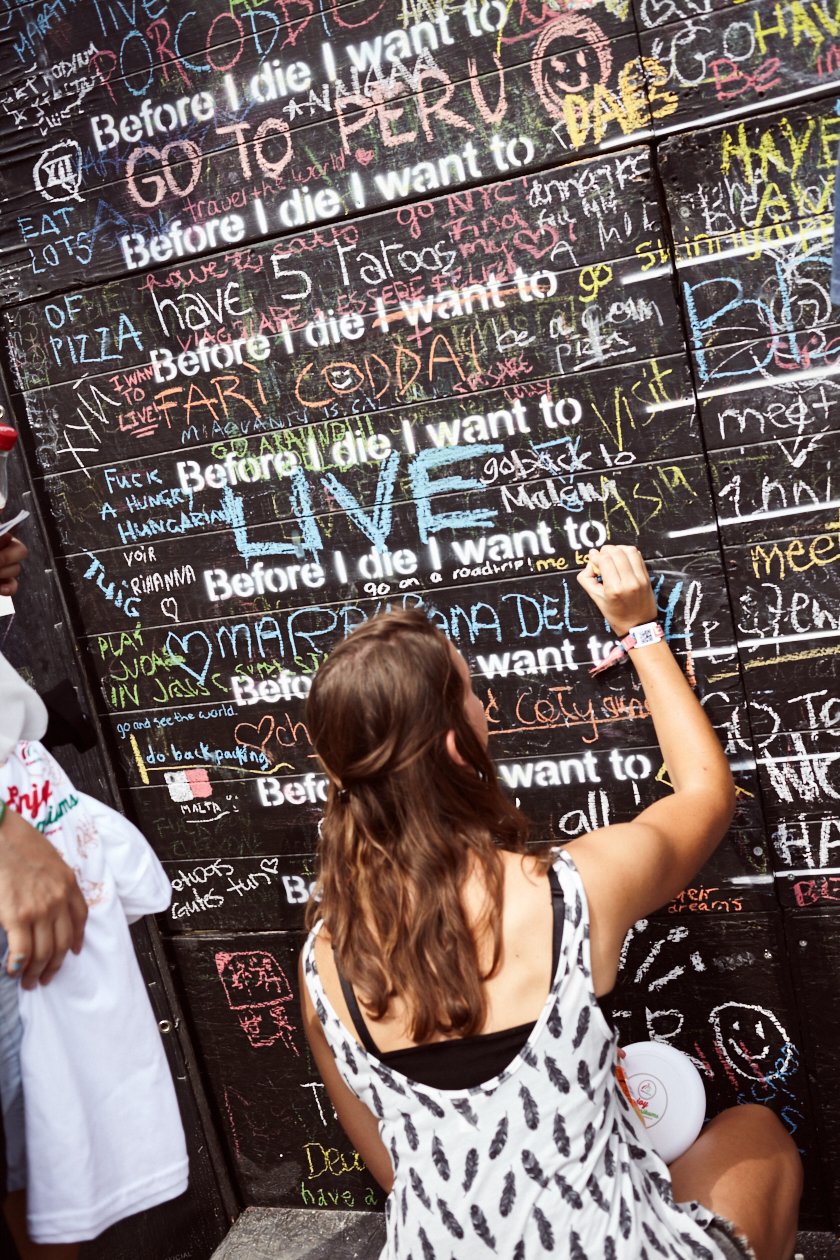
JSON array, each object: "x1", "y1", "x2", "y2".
[
  {"x1": 0, "y1": 536, "x2": 89, "y2": 981},
  {"x1": 298, "y1": 953, "x2": 394, "y2": 1191},
  {"x1": 566, "y1": 545, "x2": 736, "y2": 994},
  {"x1": 0, "y1": 535, "x2": 26, "y2": 597},
  {"x1": 0, "y1": 805, "x2": 88, "y2": 987}
]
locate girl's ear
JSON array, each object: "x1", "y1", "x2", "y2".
[{"x1": 445, "y1": 729, "x2": 467, "y2": 766}]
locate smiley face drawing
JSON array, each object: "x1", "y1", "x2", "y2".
[
  {"x1": 543, "y1": 46, "x2": 599, "y2": 94},
  {"x1": 325, "y1": 363, "x2": 363, "y2": 394},
  {"x1": 531, "y1": 15, "x2": 613, "y2": 119},
  {"x1": 710, "y1": 1002, "x2": 794, "y2": 1083}
]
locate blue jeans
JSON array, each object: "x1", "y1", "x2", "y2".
[{"x1": 0, "y1": 928, "x2": 25, "y2": 1191}]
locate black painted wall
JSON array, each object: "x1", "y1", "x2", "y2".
[
  {"x1": 0, "y1": 389, "x2": 234, "y2": 1257},
  {"x1": 1, "y1": 0, "x2": 839, "y2": 1250}
]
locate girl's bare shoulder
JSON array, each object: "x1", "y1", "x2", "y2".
[
  {"x1": 501, "y1": 847, "x2": 553, "y2": 889},
  {"x1": 497, "y1": 849, "x2": 553, "y2": 929}
]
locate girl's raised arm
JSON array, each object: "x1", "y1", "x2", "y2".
[{"x1": 566, "y1": 545, "x2": 736, "y2": 996}]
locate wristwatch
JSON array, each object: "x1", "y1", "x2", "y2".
[{"x1": 590, "y1": 621, "x2": 664, "y2": 676}]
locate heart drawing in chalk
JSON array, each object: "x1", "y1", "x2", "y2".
[
  {"x1": 161, "y1": 598, "x2": 179, "y2": 622},
  {"x1": 165, "y1": 630, "x2": 213, "y2": 686},
  {"x1": 235, "y1": 715, "x2": 276, "y2": 754},
  {"x1": 354, "y1": 148, "x2": 374, "y2": 166},
  {"x1": 514, "y1": 224, "x2": 560, "y2": 261}
]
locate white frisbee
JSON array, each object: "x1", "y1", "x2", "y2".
[{"x1": 621, "y1": 1040, "x2": 706, "y2": 1164}]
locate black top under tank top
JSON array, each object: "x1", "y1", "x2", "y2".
[{"x1": 336, "y1": 868, "x2": 567, "y2": 1090}]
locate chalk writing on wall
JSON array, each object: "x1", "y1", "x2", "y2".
[{"x1": 1, "y1": 0, "x2": 839, "y2": 1237}]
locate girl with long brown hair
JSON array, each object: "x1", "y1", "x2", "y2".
[{"x1": 300, "y1": 545, "x2": 801, "y2": 1259}]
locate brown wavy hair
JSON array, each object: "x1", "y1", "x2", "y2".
[{"x1": 305, "y1": 608, "x2": 553, "y2": 1042}]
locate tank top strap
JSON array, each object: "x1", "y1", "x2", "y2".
[
  {"x1": 548, "y1": 863, "x2": 564, "y2": 982},
  {"x1": 335, "y1": 965, "x2": 382, "y2": 1056}
]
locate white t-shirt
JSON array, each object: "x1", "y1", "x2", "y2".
[
  {"x1": 0, "y1": 649, "x2": 47, "y2": 754},
  {"x1": 0, "y1": 658, "x2": 188, "y2": 1241}
]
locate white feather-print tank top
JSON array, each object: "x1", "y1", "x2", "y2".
[{"x1": 302, "y1": 851, "x2": 727, "y2": 1259}]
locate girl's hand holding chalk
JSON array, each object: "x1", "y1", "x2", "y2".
[{"x1": 576, "y1": 545, "x2": 658, "y2": 637}]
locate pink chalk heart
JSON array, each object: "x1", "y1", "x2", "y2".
[
  {"x1": 513, "y1": 224, "x2": 559, "y2": 261},
  {"x1": 354, "y1": 148, "x2": 374, "y2": 166}
]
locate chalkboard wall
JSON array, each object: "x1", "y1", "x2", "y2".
[{"x1": 1, "y1": 0, "x2": 839, "y2": 1248}]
